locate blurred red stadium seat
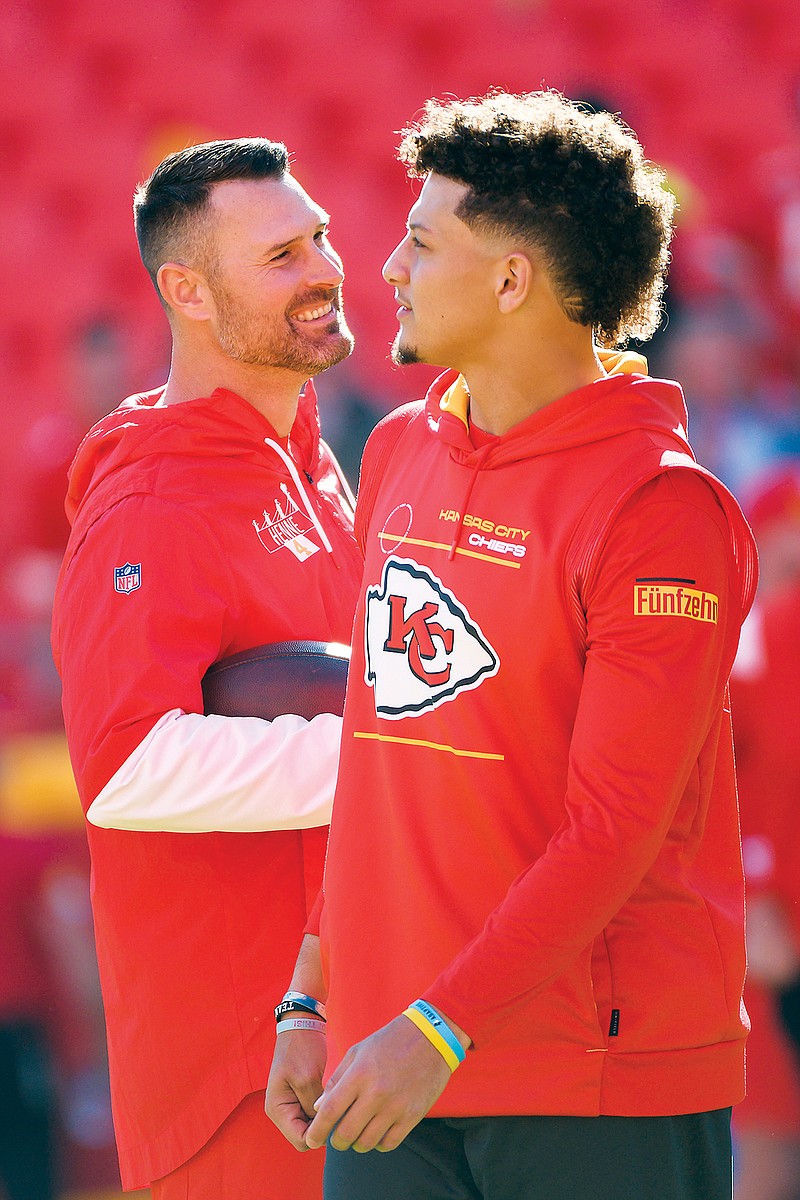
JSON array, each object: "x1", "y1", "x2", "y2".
[{"x1": 4, "y1": 0, "x2": 800, "y2": 570}]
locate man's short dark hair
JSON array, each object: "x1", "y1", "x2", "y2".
[
  {"x1": 133, "y1": 137, "x2": 289, "y2": 300},
  {"x1": 397, "y1": 91, "x2": 676, "y2": 345}
]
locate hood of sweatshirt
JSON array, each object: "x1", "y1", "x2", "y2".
[
  {"x1": 420, "y1": 351, "x2": 757, "y2": 606},
  {"x1": 65, "y1": 382, "x2": 327, "y2": 526},
  {"x1": 426, "y1": 349, "x2": 693, "y2": 467}
]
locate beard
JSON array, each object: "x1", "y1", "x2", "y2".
[
  {"x1": 390, "y1": 329, "x2": 423, "y2": 366},
  {"x1": 213, "y1": 284, "x2": 354, "y2": 375}
]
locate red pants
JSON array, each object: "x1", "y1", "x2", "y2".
[{"x1": 150, "y1": 1091, "x2": 324, "y2": 1200}]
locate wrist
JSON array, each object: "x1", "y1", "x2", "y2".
[
  {"x1": 402, "y1": 999, "x2": 469, "y2": 1072},
  {"x1": 436, "y1": 1009, "x2": 472, "y2": 1053},
  {"x1": 418, "y1": 998, "x2": 472, "y2": 1051},
  {"x1": 276, "y1": 1015, "x2": 326, "y2": 1035},
  {"x1": 275, "y1": 990, "x2": 327, "y2": 1023}
]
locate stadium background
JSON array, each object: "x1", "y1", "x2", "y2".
[{"x1": 1, "y1": 0, "x2": 800, "y2": 1196}]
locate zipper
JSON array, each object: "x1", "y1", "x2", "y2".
[{"x1": 448, "y1": 444, "x2": 494, "y2": 559}]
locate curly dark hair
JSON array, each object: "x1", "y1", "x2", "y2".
[
  {"x1": 133, "y1": 138, "x2": 288, "y2": 301},
  {"x1": 397, "y1": 91, "x2": 676, "y2": 345}
]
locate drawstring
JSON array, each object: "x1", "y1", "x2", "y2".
[
  {"x1": 320, "y1": 438, "x2": 356, "y2": 520},
  {"x1": 264, "y1": 438, "x2": 335, "y2": 555},
  {"x1": 449, "y1": 444, "x2": 494, "y2": 559}
]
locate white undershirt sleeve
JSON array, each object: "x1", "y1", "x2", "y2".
[{"x1": 86, "y1": 709, "x2": 342, "y2": 832}]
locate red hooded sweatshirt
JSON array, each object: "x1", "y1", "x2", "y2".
[
  {"x1": 319, "y1": 355, "x2": 757, "y2": 1119},
  {"x1": 51, "y1": 384, "x2": 362, "y2": 1187}
]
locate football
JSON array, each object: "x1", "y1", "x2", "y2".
[{"x1": 201, "y1": 640, "x2": 351, "y2": 722}]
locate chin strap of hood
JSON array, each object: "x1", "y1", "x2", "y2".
[
  {"x1": 447, "y1": 442, "x2": 495, "y2": 560},
  {"x1": 264, "y1": 437, "x2": 335, "y2": 556}
]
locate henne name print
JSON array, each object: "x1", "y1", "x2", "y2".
[{"x1": 252, "y1": 484, "x2": 320, "y2": 562}]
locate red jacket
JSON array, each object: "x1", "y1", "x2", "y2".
[
  {"x1": 320, "y1": 358, "x2": 757, "y2": 1118},
  {"x1": 51, "y1": 384, "x2": 362, "y2": 1187}
]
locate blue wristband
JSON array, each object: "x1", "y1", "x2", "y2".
[{"x1": 407, "y1": 999, "x2": 467, "y2": 1066}]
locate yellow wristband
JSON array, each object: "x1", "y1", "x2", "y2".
[{"x1": 402, "y1": 1005, "x2": 462, "y2": 1072}]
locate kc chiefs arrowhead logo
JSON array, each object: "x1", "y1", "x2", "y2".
[{"x1": 364, "y1": 557, "x2": 500, "y2": 719}]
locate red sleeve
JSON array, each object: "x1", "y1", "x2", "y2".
[
  {"x1": 305, "y1": 887, "x2": 324, "y2": 937},
  {"x1": 53, "y1": 495, "x2": 235, "y2": 809},
  {"x1": 425, "y1": 470, "x2": 747, "y2": 1044}
]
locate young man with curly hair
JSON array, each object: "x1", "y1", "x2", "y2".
[{"x1": 267, "y1": 91, "x2": 757, "y2": 1200}]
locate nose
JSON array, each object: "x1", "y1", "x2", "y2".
[
  {"x1": 312, "y1": 240, "x2": 345, "y2": 287},
  {"x1": 382, "y1": 236, "x2": 410, "y2": 286}
]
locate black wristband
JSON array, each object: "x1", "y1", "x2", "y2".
[{"x1": 274, "y1": 992, "x2": 327, "y2": 1024}]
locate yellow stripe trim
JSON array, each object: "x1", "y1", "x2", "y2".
[
  {"x1": 402, "y1": 1006, "x2": 461, "y2": 1072},
  {"x1": 377, "y1": 532, "x2": 521, "y2": 570},
  {"x1": 354, "y1": 731, "x2": 504, "y2": 761}
]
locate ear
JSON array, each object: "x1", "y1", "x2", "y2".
[
  {"x1": 494, "y1": 253, "x2": 533, "y2": 314},
  {"x1": 157, "y1": 262, "x2": 213, "y2": 322}
]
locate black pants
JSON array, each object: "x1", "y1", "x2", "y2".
[{"x1": 324, "y1": 1110, "x2": 733, "y2": 1200}]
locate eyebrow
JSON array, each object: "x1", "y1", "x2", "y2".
[{"x1": 407, "y1": 221, "x2": 432, "y2": 234}]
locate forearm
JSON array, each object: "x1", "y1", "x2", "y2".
[
  {"x1": 286, "y1": 934, "x2": 326, "y2": 1002},
  {"x1": 267, "y1": 932, "x2": 329, "y2": 1149},
  {"x1": 86, "y1": 709, "x2": 342, "y2": 832}
]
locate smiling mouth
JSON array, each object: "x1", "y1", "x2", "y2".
[{"x1": 293, "y1": 301, "x2": 335, "y2": 323}]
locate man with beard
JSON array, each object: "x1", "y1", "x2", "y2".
[{"x1": 51, "y1": 138, "x2": 363, "y2": 1200}]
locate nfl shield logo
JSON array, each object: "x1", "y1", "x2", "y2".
[{"x1": 114, "y1": 563, "x2": 142, "y2": 594}]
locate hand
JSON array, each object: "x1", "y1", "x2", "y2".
[
  {"x1": 304, "y1": 1014, "x2": 457, "y2": 1154},
  {"x1": 265, "y1": 1028, "x2": 328, "y2": 1151}
]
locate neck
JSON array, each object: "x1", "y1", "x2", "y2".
[
  {"x1": 160, "y1": 343, "x2": 308, "y2": 436},
  {"x1": 464, "y1": 325, "x2": 602, "y2": 437}
]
